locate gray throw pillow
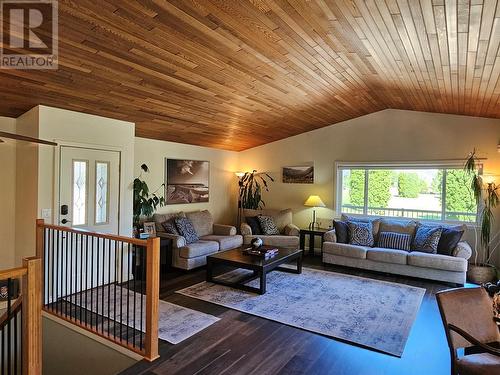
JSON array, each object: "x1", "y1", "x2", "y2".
[
  {"x1": 412, "y1": 226, "x2": 443, "y2": 254},
  {"x1": 347, "y1": 221, "x2": 374, "y2": 247},
  {"x1": 257, "y1": 215, "x2": 280, "y2": 235},
  {"x1": 174, "y1": 217, "x2": 199, "y2": 244}
]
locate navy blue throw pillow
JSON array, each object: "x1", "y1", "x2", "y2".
[
  {"x1": 333, "y1": 220, "x2": 349, "y2": 244},
  {"x1": 245, "y1": 216, "x2": 262, "y2": 235},
  {"x1": 412, "y1": 226, "x2": 443, "y2": 254},
  {"x1": 437, "y1": 228, "x2": 464, "y2": 256}
]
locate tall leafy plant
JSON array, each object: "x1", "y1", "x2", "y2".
[
  {"x1": 464, "y1": 150, "x2": 500, "y2": 264},
  {"x1": 238, "y1": 170, "x2": 274, "y2": 209},
  {"x1": 133, "y1": 164, "x2": 165, "y2": 226}
]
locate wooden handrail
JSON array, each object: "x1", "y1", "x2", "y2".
[
  {"x1": 37, "y1": 220, "x2": 148, "y2": 246},
  {"x1": 0, "y1": 298, "x2": 22, "y2": 329},
  {"x1": 0, "y1": 266, "x2": 27, "y2": 280}
]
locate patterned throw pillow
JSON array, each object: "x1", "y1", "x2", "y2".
[
  {"x1": 257, "y1": 215, "x2": 280, "y2": 235},
  {"x1": 161, "y1": 218, "x2": 179, "y2": 235},
  {"x1": 245, "y1": 216, "x2": 262, "y2": 235},
  {"x1": 347, "y1": 221, "x2": 374, "y2": 247},
  {"x1": 412, "y1": 226, "x2": 443, "y2": 254},
  {"x1": 174, "y1": 217, "x2": 199, "y2": 244},
  {"x1": 377, "y1": 231, "x2": 411, "y2": 251}
]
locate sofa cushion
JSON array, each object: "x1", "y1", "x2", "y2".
[
  {"x1": 438, "y1": 226, "x2": 465, "y2": 256},
  {"x1": 243, "y1": 235, "x2": 299, "y2": 248},
  {"x1": 412, "y1": 225, "x2": 443, "y2": 254},
  {"x1": 186, "y1": 210, "x2": 213, "y2": 237},
  {"x1": 200, "y1": 235, "x2": 243, "y2": 251},
  {"x1": 379, "y1": 219, "x2": 417, "y2": 237},
  {"x1": 153, "y1": 212, "x2": 185, "y2": 233},
  {"x1": 407, "y1": 252, "x2": 467, "y2": 272},
  {"x1": 257, "y1": 215, "x2": 280, "y2": 235},
  {"x1": 245, "y1": 216, "x2": 262, "y2": 235},
  {"x1": 333, "y1": 220, "x2": 349, "y2": 243},
  {"x1": 366, "y1": 248, "x2": 408, "y2": 265},
  {"x1": 174, "y1": 217, "x2": 199, "y2": 244},
  {"x1": 323, "y1": 242, "x2": 368, "y2": 259},
  {"x1": 347, "y1": 221, "x2": 374, "y2": 247},
  {"x1": 178, "y1": 240, "x2": 219, "y2": 259},
  {"x1": 377, "y1": 231, "x2": 412, "y2": 251}
]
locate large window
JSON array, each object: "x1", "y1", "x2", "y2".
[{"x1": 337, "y1": 163, "x2": 478, "y2": 223}]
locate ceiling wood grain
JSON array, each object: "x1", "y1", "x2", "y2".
[{"x1": 0, "y1": 0, "x2": 499, "y2": 151}]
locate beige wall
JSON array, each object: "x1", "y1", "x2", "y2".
[
  {"x1": 134, "y1": 137, "x2": 239, "y2": 225},
  {"x1": 239, "y1": 109, "x2": 500, "y2": 265},
  {"x1": 0, "y1": 117, "x2": 17, "y2": 269},
  {"x1": 15, "y1": 108, "x2": 40, "y2": 265}
]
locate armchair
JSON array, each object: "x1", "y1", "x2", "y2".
[
  {"x1": 436, "y1": 287, "x2": 500, "y2": 375},
  {"x1": 240, "y1": 208, "x2": 300, "y2": 249}
]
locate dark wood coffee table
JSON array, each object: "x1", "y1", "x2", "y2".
[{"x1": 206, "y1": 246, "x2": 303, "y2": 294}]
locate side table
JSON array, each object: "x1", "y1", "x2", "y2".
[
  {"x1": 132, "y1": 237, "x2": 173, "y2": 281},
  {"x1": 299, "y1": 228, "x2": 329, "y2": 257}
]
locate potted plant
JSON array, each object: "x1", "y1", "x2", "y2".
[
  {"x1": 236, "y1": 170, "x2": 274, "y2": 224},
  {"x1": 464, "y1": 150, "x2": 499, "y2": 284},
  {"x1": 133, "y1": 164, "x2": 165, "y2": 235}
]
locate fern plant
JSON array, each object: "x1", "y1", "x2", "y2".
[{"x1": 133, "y1": 164, "x2": 165, "y2": 226}]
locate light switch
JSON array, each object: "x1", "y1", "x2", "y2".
[{"x1": 41, "y1": 208, "x2": 52, "y2": 220}]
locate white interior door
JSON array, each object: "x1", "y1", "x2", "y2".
[{"x1": 59, "y1": 146, "x2": 120, "y2": 234}]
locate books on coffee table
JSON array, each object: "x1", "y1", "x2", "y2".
[{"x1": 243, "y1": 246, "x2": 279, "y2": 259}]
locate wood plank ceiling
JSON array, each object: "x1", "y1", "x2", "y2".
[{"x1": 0, "y1": 0, "x2": 499, "y2": 151}]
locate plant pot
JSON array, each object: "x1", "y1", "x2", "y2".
[{"x1": 467, "y1": 264, "x2": 497, "y2": 284}]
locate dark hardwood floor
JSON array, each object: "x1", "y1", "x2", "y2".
[{"x1": 120, "y1": 256, "x2": 461, "y2": 375}]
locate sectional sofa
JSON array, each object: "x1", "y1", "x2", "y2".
[{"x1": 322, "y1": 215, "x2": 473, "y2": 285}]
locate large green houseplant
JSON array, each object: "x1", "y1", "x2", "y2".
[
  {"x1": 464, "y1": 150, "x2": 500, "y2": 283},
  {"x1": 133, "y1": 164, "x2": 165, "y2": 228},
  {"x1": 237, "y1": 170, "x2": 274, "y2": 224}
]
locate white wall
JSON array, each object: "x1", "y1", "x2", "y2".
[
  {"x1": 134, "y1": 137, "x2": 239, "y2": 225},
  {"x1": 239, "y1": 109, "x2": 500, "y2": 265},
  {"x1": 0, "y1": 116, "x2": 18, "y2": 269}
]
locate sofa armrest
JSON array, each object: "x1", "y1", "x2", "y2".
[
  {"x1": 323, "y1": 229, "x2": 337, "y2": 243},
  {"x1": 157, "y1": 232, "x2": 186, "y2": 248},
  {"x1": 284, "y1": 223, "x2": 300, "y2": 236},
  {"x1": 453, "y1": 241, "x2": 473, "y2": 260},
  {"x1": 213, "y1": 224, "x2": 237, "y2": 236},
  {"x1": 240, "y1": 223, "x2": 252, "y2": 236}
]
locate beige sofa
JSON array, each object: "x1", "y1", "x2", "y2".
[
  {"x1": 240, "y1": 208, "x2": 300, "y2": 249},
  {"x1": 322, "y1": 216, "x2": 473, "y2": 285},
  {"x1": 153, "y1": 210, "x2": 242, "y2": 270}
]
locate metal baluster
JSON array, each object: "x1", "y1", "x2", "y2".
[
  {"x1": 13, "y1": 307, "x2": 17, "y2": 375},
  {"x1": 127, "y1": 244, "x2": 131, "y2": 345},
  {"x1": 140, "y1": 246, "x2": 145, "y2": 350},
  {"x1": 101, "y1": 238, "x2": 105, "y2": 334},
  {"x1": 80, "y1": 233, "x2": 83, "y2": 323},
  {"x1": 119, "y1": 242, "x2": 124, "y2": 342},
  {"x1": 107, "y1": 238, "x2": 111, "y2": 336},
  {"x1": 91, "y1": 236, "x2": 95, "y2": 329},
  {"x1": 85, "y1": 234, "x2": 89, "y2": 327},
  {"x1": 131, "y1": 245, "x2": 135, "y2": 348},
  {"x1": 7, "y1": 278, "x2": 12, "y2": 375}
]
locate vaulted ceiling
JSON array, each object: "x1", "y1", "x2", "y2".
[{"x1": 1, "y1": 0, "x2": 499, "y2": 151}]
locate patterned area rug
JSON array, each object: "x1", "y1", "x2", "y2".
[
  {"x1": 65, "y1": 284, "x2": 219, "y2": 344},
  {"x1": 177, "y1": 267, "x2": 425, "y2": 356}
]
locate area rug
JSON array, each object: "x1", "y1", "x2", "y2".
[
  {"x1": 177, "y1": 267, "x2": 425, "y2": 356},
  {"x1": 64, "y1": 284, "x2": 219, "y2": 344}
]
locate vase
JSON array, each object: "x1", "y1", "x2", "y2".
[{"x1": 467, "y1": 264, "x2": 497, "y2": 284}]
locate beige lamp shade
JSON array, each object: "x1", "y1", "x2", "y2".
[{"x1": 304, "y1": 195, "x2": 326, "y2": 208}]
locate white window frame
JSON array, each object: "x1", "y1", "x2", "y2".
[{"x1": 335, "y1": 161, "x2": 481, "y2": 224}]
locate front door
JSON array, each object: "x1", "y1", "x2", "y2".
[{"x1": 59, "y1": 146, "x2": 120, "y2": 234}]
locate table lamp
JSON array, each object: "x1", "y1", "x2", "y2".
[{"x1": 304, "y1": 195, "x2": 325, "y2": 230}]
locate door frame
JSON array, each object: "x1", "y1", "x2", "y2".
[{"x1": 54, "y1": 140, "x2": 123, "y2": 234}]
